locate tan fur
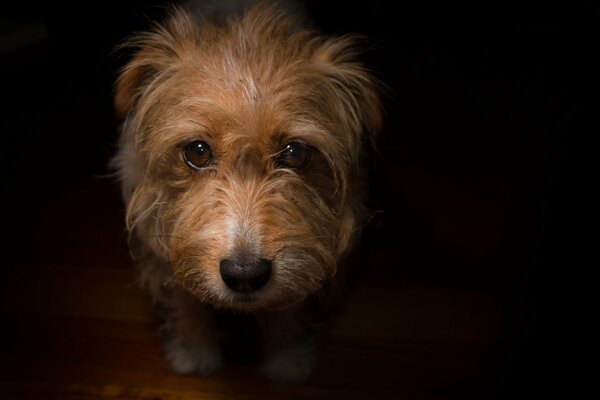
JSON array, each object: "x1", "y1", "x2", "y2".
[{"x1": 113, "y1": 1, "x2": 381, "y2": 381}]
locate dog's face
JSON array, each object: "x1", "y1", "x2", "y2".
[{"x1": 113, "y1": 4, "x2": 381, "y2": 311}]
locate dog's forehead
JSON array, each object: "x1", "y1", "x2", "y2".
[
  {"x1": 144, "y1": 59, "x2": 333, "y2": 154},
  {"x1": 173, "y1": 70, "x2": 308, "y2": 140}
]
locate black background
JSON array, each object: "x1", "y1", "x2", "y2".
[{"x1": 1, "y1": 0, "x2": 591, "y2": 398}]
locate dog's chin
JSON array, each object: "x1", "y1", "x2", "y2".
[{"x1": 198, "y1": 286, "x2": 308, "y2": 313}]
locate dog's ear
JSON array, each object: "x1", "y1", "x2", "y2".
[
  {"x1": 312, "y1": 36, "x2": 383, "y2": 140},
  {"x1": 114, "y1": 7, "x2": 198, "y2": 119},
  {"x1": 114, "y1": 52, "x2": 155, "y2": 119}
]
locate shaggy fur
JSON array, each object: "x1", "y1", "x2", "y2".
[{"x1": 112, "y1": 0, "x2": 381, "y2": 382}]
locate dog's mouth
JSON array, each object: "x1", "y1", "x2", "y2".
[
  {"x1": 229, "y1": 291, "x2": 260, "y2": 303},
  {"x1": 222, "y1": 285, "x2": 310, "y2": 313}
]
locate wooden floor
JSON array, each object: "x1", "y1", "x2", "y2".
[{"x1": 0, "y1": 180, "x2": 527, "y2": 400}]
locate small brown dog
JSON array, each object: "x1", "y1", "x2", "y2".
[{"x1": 112, "y1": 0, "x2": 381, "y2": 382}]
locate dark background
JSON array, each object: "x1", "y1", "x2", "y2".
[{"x1": 1, "y1": 0, "x2": 590, "y2": 398}]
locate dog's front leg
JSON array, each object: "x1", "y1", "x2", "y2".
[
  {"x1": 163, "y1": 288, "x2": 223, "y2": 376},
  {"x1": 258, "y1": 304, "x2": 319, "y2": 382}
]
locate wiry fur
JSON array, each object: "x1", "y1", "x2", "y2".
[{"x1": 112, "y1": 1, "x2": 381, "y2": 381}]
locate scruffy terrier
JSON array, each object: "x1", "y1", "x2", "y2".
[{"x1": 112, "y1": 0, "x2": 381, "y2": 382}]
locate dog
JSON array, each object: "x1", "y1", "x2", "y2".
[{"x1": 112, "y1": 0, "x2": 382, "y2": 382}]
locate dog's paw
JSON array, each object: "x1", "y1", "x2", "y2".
[
  {"x1": 260, "y1": 337, "x2": 317, "y2": 383},
  {"x1": 165, "y1": 339, "x2": 223, "y2": 376}
]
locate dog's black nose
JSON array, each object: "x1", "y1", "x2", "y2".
[{"x1": 219, "y1": 258, "x2": 272, "y2": 293}]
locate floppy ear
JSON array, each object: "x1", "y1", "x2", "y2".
[
  {"x1": 114, "y1": 35, "x2": 182, "y2": 119},
  {"x1": 312, "y1": 36, "x2": 383, "y2": 141},
  {"x1": 115, "y1": 50, "x2": 155, "y2": 118},
  {"x1": 113, "y1": 7, "x2": 199, "y2": 119},
  {"x1": 114, "y1": 52, "x2": 156, "y2": 119}
]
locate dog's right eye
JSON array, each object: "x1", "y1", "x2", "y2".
[
  {"x1": 276, "y1": 142, "x2": 311, "y2": 169},
  {"x1": 182, "y1": 141, "x2": 212, "y2": 170}
]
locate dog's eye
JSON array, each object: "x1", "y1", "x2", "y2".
[
  {"x1": 276, "y1": 142, "x2": 311, "y2": 169},
  {"x1": 183, "y1": 141, "x2": 212, "y2": 170}
]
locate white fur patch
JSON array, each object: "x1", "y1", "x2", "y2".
[
  {"x1": 165, "y1": 338, "x2": 223, "y2": 376},
  {"x1": 242, "y1": 76, "x2": 260, "y2": 103},
  {"x1": 224, "y1": 208, "x2": 262, "y2": 258}
]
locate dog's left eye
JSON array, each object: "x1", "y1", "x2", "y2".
[
  {"x1": 183, "y1": 140, "x2": 212, "y2": 170},
  {"x1": 276, "y1": 142, "x2": 311, "y2": 169}
]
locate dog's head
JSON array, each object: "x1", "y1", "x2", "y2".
[{"x1": 113, "y1": 3, "x2": 381, "y2": 311}]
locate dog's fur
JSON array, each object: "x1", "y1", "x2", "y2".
[{"x1": 112, "y1": 0, "x2": 381, "y2": 382}]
